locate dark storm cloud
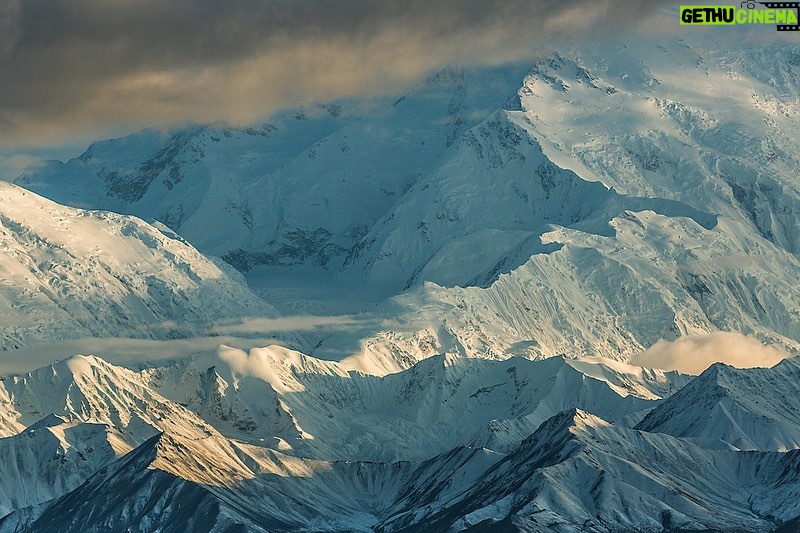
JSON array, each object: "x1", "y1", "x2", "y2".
[{"x1": 0, "y1": 0, "x2": 674, "y2": 147}]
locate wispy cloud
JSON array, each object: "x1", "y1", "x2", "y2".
[
  {"x1": 0, "y1": 0, "x2": 674, "y2": 148},
  {"x1": 0, "y1": 335, "x2": 291, "y2": 374},
  {"x1": 0, "y1": 152, "x2": 44, "y2": 180},
  {"x1": 631, "y1": 332, "x2": 791, "y2": 375},
  {"x1": 211, "y1": 315, "x2": 368, "y2": 335}
]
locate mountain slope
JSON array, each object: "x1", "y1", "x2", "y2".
[
  {"x1": 342, "y1": 108, "x2": 716, "y2": 292},
  {"x1": 0, "y1": 355, "x2": 798, "y2": 532},
  {"x1": 0, "y1": 355, "x2": 259, "y2": 527},
  {"x1": 636, "y1": 357, "x2": 800, "y2": 451},
  {"x1": 347, "y1": 196, "x2": 800, "y2": 370},
  {"x1": 0, "y1": 417, "x2": 128, "y2": 518},
  {"x1": 0, "y1": 432, "x2": 264, "y2": 533},
  {"x1": 517, "y1": 42, "x2": 800, "y2": 257},
  {"x1": 0, "y1": 428, "x2": 418, "y2": 533},
  {"x1": 378, "y1": 409, "x2": 800, "y2": 533},
  {"x1": 142, "y1": 347, "x2": 668, "y2": 461},
  {"x1": 0, "y1": 351, "x2": 672, "y2": 525},
  {"x1": 0, "y1": 355, "x2": 222, "y2": 443},
  {"x1": 0, "y1": 182, "x2": 278, "y2": 351},
  {"x1": 321, "y1": 36, "x2": 800, "y2": 368}
]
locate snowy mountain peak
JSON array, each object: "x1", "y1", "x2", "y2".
[
  {"x1": 636, "y1": 356, "x2": 800, "y2": 451},
  {"x1": 23, "y1": 413, "x2": 69, "y2": 432},
  {"x1": 147, "y1": 431, "x2": 256, "y2": 486},
  {"x1": 0, "y1": 183, "x2": 282, "y2": 351},
  {"x1": 0, "y1": 353, "x2": 228, "y2": 456},
  {"x1": 57, "y1": 354, "x2": 111, "y2": 381},
  {"x1": 522, "y1": 407, "x2": 607, "y2": 446}
]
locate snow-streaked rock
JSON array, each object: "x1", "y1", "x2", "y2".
[
  {"x1": 3, "y1": 30, "x2": 800, "y2": 533},
  {"x1": 15, "y1": 36, "x2": 800, "y2": 369},
  {"x1": 636, "y1": 357, "x2": 800, "y2": 451},
  {"x1": 18, "y1": 36, "x2": 800, "y2": 373},
  {"x1": 378, "y1": 409, "x2": 800, "y2": 533},
  {"x1": 16, "y1": 65, "x2": 528, "y2": 278}
]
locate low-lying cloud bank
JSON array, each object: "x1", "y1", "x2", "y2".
[
  {"x1": 211, "y1": 315, "x2": 366, "y2": 335},
  {"x1": 632, "y1": 332, "x2": 792, "y2": 375},
  {"x1": 0, "y1": 335, "x2": 289, "y2": 375}
]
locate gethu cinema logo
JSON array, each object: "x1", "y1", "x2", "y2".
[{"x1": 680, "y1": 2, "x2": 800, "y2": 30}]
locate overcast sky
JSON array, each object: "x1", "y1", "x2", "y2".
[{"x1": 0, "y1": 0, "x2": 711, "y2": 178}]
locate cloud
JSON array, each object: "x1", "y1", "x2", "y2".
[
  {"x1": 0, "y1": 0, "x2": 675, "y2": 148},
  {"x1": 632, "y1": 332, "x2": 791, "y2": 375},
  {"x1": 0, "y1": 335, "x2": 289, "y2": 374},
  {"x1": 211, "y1": 315, "x2": 367, "y2": 335},
  {"x1": 0, "y1": 152, "x2": 44, "y2": 180}
]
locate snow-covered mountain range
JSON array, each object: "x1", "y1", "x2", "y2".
[
  {"x1": 1, "y1": 30, "x2": 800, "y2": 532},
  {"x1": 0, "y1": 354, "x2": 798, "y2": 532}
]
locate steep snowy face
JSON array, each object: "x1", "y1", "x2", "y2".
[
  {"x1": 342, "y1": 109, "x2": 717, "y2": 291},
  {"x1": 0, "y1": 426, "x2": 416, "y2": 533},
  {"x1": 518, "y1": 42, "x2": 800, "y2": 257},
  {"x1": 0, "y1": 354, "x2": 253, "y2": 526},
  {"x1": 0, "y1": 182, "x2": 276, "y2": 350},
  {"x1": 636, "y1": 357, "x2": 800, "y2": 451},
  {"x1": 353, "y1": 201, "x2": 800, "y2": 368},
  {"x1": 0, "y1": 418, "x2": 128, "y2": 518},
  {"x1": 0, "y1": 431, "x2": 263, "y2": 533},
  {"x1": 2, "y1": 24, "x2": 800, "y2": 533},
  {"x1": 14, "y1": 121, "x2": 342, "y2": 247}
]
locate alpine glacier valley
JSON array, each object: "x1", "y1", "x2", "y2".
[{"x1": 1, "y1": 23, "x2": 800, "y2": 533}]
